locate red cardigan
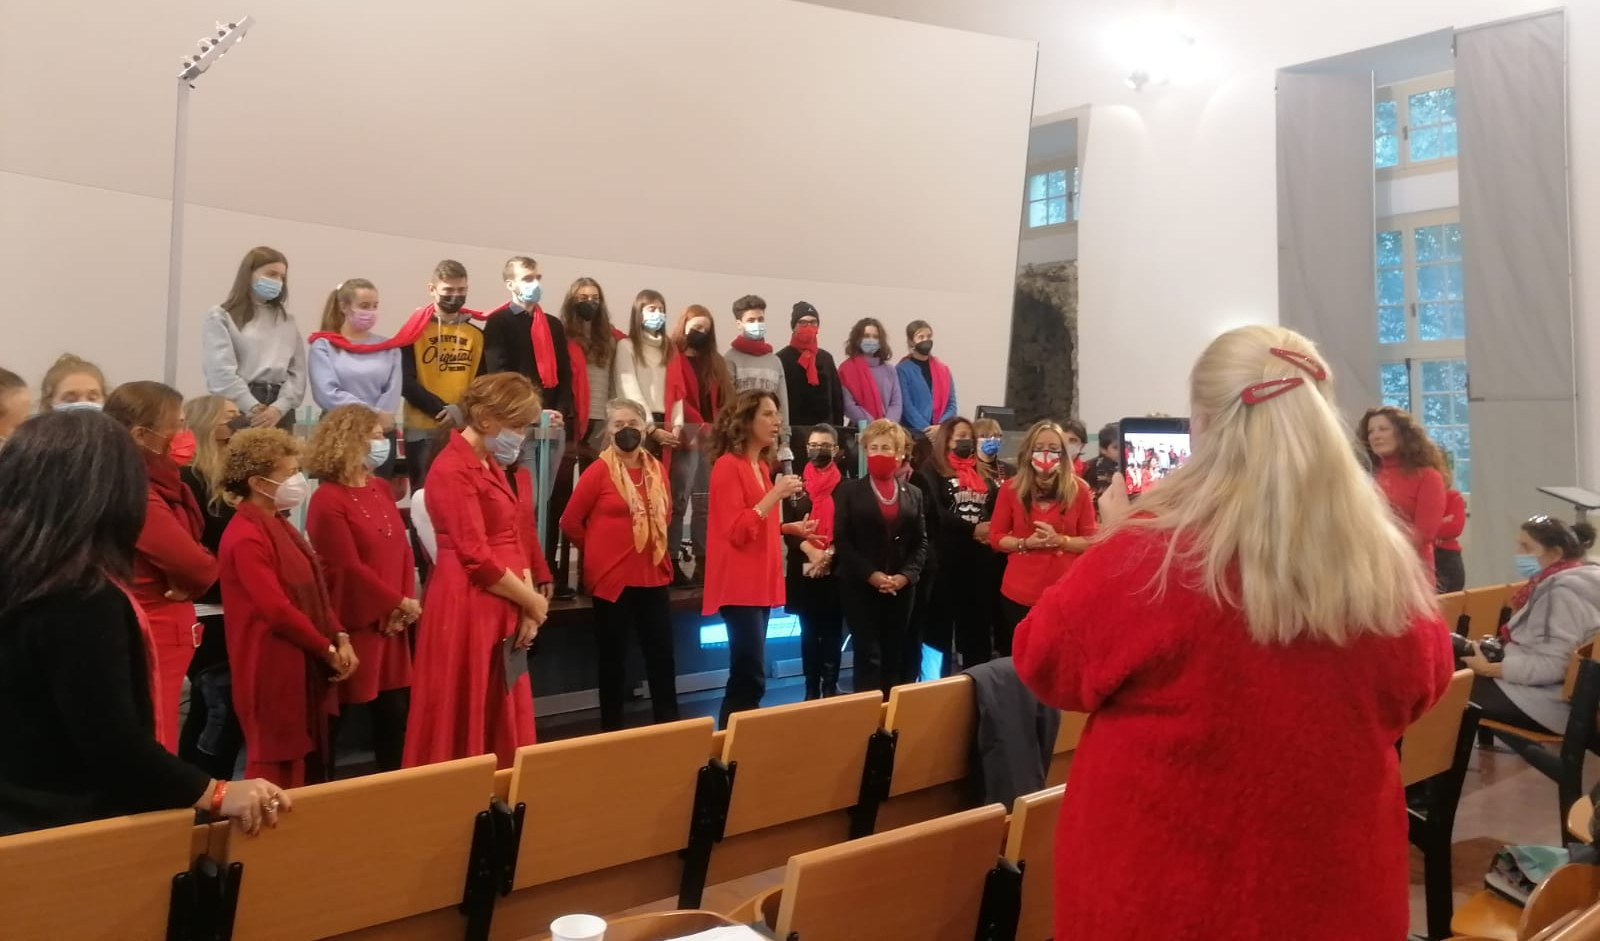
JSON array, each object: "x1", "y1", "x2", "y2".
[
  {"x1": 1376, "y1": 458, "x2": 1446, "y2": 573},
  {"x1": 1013, "y1": 526, "x2": 1453, "y2": 941},
  {"x1": 989, "y1": 476, "x2": 1097, "y2": 606},
  {"x1": 702, "y1": 452, "x2": 784, "y2": 614},
  {"x1": 1436, "y1": 489, "x2": 1466, "y2": 553},
  {"x1": 559, "y1": 458, "x2": 672, "y2": 602},
  {"x1": 129, "y1": 453, "x2": 218, "y2": 644}
]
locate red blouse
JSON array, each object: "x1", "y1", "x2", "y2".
[
  {"x1": 702, "y1": 453, "x2": 785, "y2": 614},
  {"x1": 559, "y1": 459, "x2": 673, "y2": 602},
  {"x1": 989, "y1": 477, "x2": 1097, "y2": 606}
]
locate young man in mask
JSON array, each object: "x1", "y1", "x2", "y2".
[
  {"x1": 725, "y1": 295, "x2": 792, "y2": 459},
  {"x1": 777, "y1": 301, "x2": 845, "y2": 433},
  {"x1": 896, "y1": 319, "x2": 958, "y2": 438},
  {"x1": 399, "y1": 259, "x2": 487, "y2": 490},
  {"x1": 1086, "y1": 421, "x2": 1121, "y2": 512}
]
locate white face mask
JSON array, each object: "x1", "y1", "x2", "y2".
[{"x1": 260, "y1": 472, "x2": 309, "y2": 511}]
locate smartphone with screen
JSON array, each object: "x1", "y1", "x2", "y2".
[{"x1": 1120, "y1": 417, "x2": 1192, "y2": 497}]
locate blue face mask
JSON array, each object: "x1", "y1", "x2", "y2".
[
  {"x1": 978, "y1": 437, "x2": 1003, "y2": 458},
  {"x1": 642, "y1": 309, "x2": 667, "y2": 332},
  {"x1": 489, "y1": 426, "x2": 526, "y2": 466},
  {"x1": 514, "y1": 280, "x2": 542, "y2": 307},
  {"x1": 1513, "y1": 553, "x2": 1543, "y2": 579},
  {"x1": 742, "y1": 321, "x2": 767, "y2": 341},
  {"x1": 859, "y1": 338, "x2": 880, "y2": 356},
  {"x1": 364, "y1": 438, "x2": 392, "y2": 469},
  {"x1": 252, "y1": 277, "x2": 283, "y2": 302}
]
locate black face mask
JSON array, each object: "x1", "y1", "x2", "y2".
[
  {"x1": 575, "y1": 299, "x2": 602, "y2": 320},
  {"x1": 952, "y1": 439, "x2": 976, "y2": 459},
  {"x1": 913, "y1": 340, "x2": 934, "y2": 357},
  {"x1": 686, "y1": 330, "x2": 712, "y2": 351},
  {"x1": 808, "y1": 449, "x2": 835, "y2": 468},
  {"x1": 613, "y1": 427, "x2": 643, "y2": 452},
  {"x1": 436, "y1": 295, "x2": 466, "y2": 314},
  {"x1": 225, "y1": 414, "x2": 252, "y2": 433}
]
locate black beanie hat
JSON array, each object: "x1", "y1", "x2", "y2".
[{"x1": 792, "y1": 301, "x2": 819, "y2": 329}]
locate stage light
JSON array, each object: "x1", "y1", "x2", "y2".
[{"x1": 177, "y1": 17, "x2": 253, "y2": 85}]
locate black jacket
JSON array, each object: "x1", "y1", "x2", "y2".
[
  {"x1": 833, "y1": 477, "x2": 929, "y2": 585},
  {"x1": 777, "y1": 346, "x2": 846, "y2": 428},
  {"x1": 482, "y1": 302, "x2": 576, "y2": 420},
  {"x1": 0, "y1": 583, "x2": 211, "y2": 835}
]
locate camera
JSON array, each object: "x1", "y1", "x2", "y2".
[{"x1": 1451, "y1": 633, "x2": 1506, "y2": 663}]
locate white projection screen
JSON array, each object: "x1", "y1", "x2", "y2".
[{"x1": 0, "y1": 0, "x2": 1037, "y2": 408}]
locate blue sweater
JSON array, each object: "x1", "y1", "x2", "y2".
[{"x1": 897, "y1": 357, "x2": 958, "y2": 430}]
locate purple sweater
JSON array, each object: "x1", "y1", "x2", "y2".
[{"x1": 841, "y1": 358, "x2": 903, "y2": 424}]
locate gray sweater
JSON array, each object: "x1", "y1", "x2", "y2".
[
  {"x1": 725, "y1": 346, "x2": 792, "y2": 449},
  {"x1": 1497, "y1": 563, "x2": 1600, "y2": 733}
]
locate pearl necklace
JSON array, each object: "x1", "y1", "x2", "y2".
[{"x1": 871, "y1": 478, "x2": 898, "y2": 506}]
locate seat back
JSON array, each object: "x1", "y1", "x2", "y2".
[
  {"x1": 884, "y1": 677, "x2": 973, "y2": 799},
  {"x1": 774, "y1": 803, "x2": 1008, "y2": 941},
  {"x1": 1439, "y1": 591, "x2": 1468, "y2": 632},
  {"x1": 0, "y1": 809, "x2": 195, "y2": 941},
  {"x1": 226, "y1": 755, "x2": 496, "y2": 941},
  {"x1": 1004, "y1": 785, "x2": 1065, "y2": 941},
  {"x1": 1046, "y1": 711, "x2": 1089, "y2": 786},
  {"x1": 1523, "y1": 863, "x2": 1600, "y2": 938},
  {"x1": 1536, "y1": 899, "x2": 1600, "y2": 939},
  {"x1": 1463, "y1": 585, "x2": 1512, "y2": 641},
  {"x1": 721, "y1": 693, "x2": 883, "y2": 837},
  {"x1": 1563, "y1": 643, "x2": 1598, "y2": 701},
  {"x1": 1402, "y1": 669, "x2": 1476, "y2": 786}
]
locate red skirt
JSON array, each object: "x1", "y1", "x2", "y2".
[
  {"x1": 339, "y1": 625, "x2": 412, "y2": 704},
  {"x1": 402, "y1": 541, "x2": 535, "y2": 769}
]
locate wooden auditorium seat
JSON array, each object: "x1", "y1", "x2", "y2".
[
  {"x1": 0, "y1": 808, "x2": 196, "y2": 941},
  {"x1": 877, "y1": 676, "x2": 975, "y2": 831},
  {"x1": 1403, "y1": 669, "x2": 1481, "y2": 941},
  {"x1": 767, "y1": 803, "x2": 1011, "y2": 941},
  {"x1": 704, "y1": 692, "x2": 887, "y2": 885},
  {"x1": 1440, "y1": 590, "x2": 1468, "y2": 634},
  {"x1": 1462, "y1": 583, "x2": 1519, "y2": 641},
  {"x1": 489, "y1": 718, "x2": 721, "y2": 939},
  {"x1": 1453, "y1": 863, "x2": 1600, "y2": 941},
  {"x1": 228, "y1": 754, "x2": 497, "y2": 941},
  {"x1": 1047, "y1": 711, "x2": 1089, "y2": 787},
  {"x1": 1004, "y1": 784, "x2": 1065, "y2": 941}
]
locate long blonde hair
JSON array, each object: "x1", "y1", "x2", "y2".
[
  {"x1": 1115, "y1": 325, "x2": 1433, "y2": 645},
  {"x1": 1012, "y1": 420, "x2": 1079, "y2": 507},
  {"x1": 183, "y1": 395, "x2": 235, "y2": 513}
]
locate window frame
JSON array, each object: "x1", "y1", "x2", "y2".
[
  {"x1": 1375, "y1": 71, "x2": 1459, "y2": 179},
  {"x1": 1021, "y1": 161, "x2": 1079, "y2": 234}
]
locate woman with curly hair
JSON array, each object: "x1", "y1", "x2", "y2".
[
  {"x1": 304, "y1": 404, "x2": 416, "y2": 772},
  {"x1": 1358, "y1": 406, "x2": 1448, "y2": 579},
  {"x1": 703, "y1": 389, "x2": 804, "y2": 725},
  {"x1": 218, "y1": 428, "x2": 357, "y2": 786}
]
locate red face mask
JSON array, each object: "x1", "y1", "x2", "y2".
[
  {"x1": 867, "y1": 453, "x2": 899, "y2": 482},
  {"x1": 167, "y1": 428, "x2": 197, "y2": 467}
]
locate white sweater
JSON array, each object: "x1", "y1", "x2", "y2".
[{"x1": 616, "y1": 332, "x2": 669, "y2": 416}]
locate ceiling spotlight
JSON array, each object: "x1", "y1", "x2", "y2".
[
  {"x1": 1106, "y1": 14, "x2": 1198, "y2": 92},
  {"x1": 177, "y1": 15, "x2": 253, "y2": 84}
]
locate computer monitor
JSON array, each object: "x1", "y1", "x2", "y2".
[{"x1": 974, "y1": 405, "x2": 1017, "y2": 431}]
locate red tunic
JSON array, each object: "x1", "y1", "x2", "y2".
[
  {"x1": 404, "y1": 431, "x2": 549, "y2": 769},
  {"x1": 1437, "y1": 489, "x2": 1466, "y2": 553},
  {"x1": 559, "y1": 459, "x2": 672, "y2": 602},
  {"x1": 306, "y1": 479, "x2": 415, "y2": 704},
  {"x1": 1375, "y1": 457, "x2": 1446, "y2": 577},
  {"x1": 702, "y1": 453, "x2": 785, "y2": 614},
  {"x1": 129, "y1": 452, "x2": 218, "y2": 751},
  {"x1": 989, "y1": 477, "x2": 1097, "y2": 606},
  {"x1": 218, "y1": 504, "x2": 338, "y2": 768},
  {"x1": 1013, "y1": 526, "x2": 1452, "y2": 941}
]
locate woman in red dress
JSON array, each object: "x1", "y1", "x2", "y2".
[
  {"x1": 104, "y1": 380, "x2": 218, "y2": 751},
  {"x1": 989, "y1": 420, "x2": 1097, "y2": 656},
  {"x1": 305, "y1": 404, "x2": 417, "y2": 773},
  {"x1": 404, "y1": 373, "x2": 552, "y2": 769},
  {"x1": 219, "y1": 429, "x2": 358, "y2": 787},
  {"x1": 1014, "y1": 327, "x2": 1452, "y2": 941},
  {"x1": 1359, "y1": 405, "x2": 1448, "y2": 580}
]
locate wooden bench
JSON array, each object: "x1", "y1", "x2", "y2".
[
  {"x1": 1403, "y1": 669, "x2": 1481, "y2": 941},
  {"x1": 1004, "y1": 785, "x2": 1064, "y2": 941}
]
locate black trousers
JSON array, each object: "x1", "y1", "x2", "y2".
[
  {"x1": 932, "y1": 540, "x2": 1002, "y2": 672},
  {"x1": 178, "y1": 614, "x2": 242, "y2": 780},
  {"x1": 997, "y1": 597, "x2": 1031, "y2": 658},
  {"x1": 330, "y1": 687, "x2": 410, "y2": 775},
  {"x1": 841, "y1": 582, "x2": 917, "y2": 698},
  {"x1": 799, "y1": 608, "x2": 845, "y2": 698},
  {"x1": 1470, "y1": 673, "x2": 1555, "y2": 735},
  {"x1": 592, "y1": 586, "x2": 680, "y2": 731},
  {"x1": 719, "y1": 606, "x2": 769, "y2": 727},
  {"x1": 1436, "y1": 548, "x2": 1466, "y2": 594}
]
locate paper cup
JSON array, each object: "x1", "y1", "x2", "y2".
[{"x1": 550, "y1": 913, "x2": 607, "y2": 941}]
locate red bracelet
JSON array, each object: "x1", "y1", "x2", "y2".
[{"x1": 210, "y1": 779, "x2": 228, "y2": 817}]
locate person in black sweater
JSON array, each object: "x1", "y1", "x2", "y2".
[
  {"x1": 783, "y1": 424, "x2": 846, "y2": 699},
  {"x1": 778, "y1": 302, "x2": 845, "y2": 438},
  {"x1": 914, "y1": 418, "x2": 1001, "y2": 671},
  {"x1": 833, "y1": 420, "x2": 928, "y2": 697},
  {"x1": 176, "y1": 395, "x2": 244, "y2": 780},
  {"x1": 0, "y1": 410, "x2": 287, "y2": 835}
]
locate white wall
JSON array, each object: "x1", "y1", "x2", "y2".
[
  {"x1": 807, "y1": 0, "x2": 1599, "y2": 487},
  {"x1": 0, "y1": 0, "x2": 1036, "y2": 408},
  {"x1": 1017, "y1": 228, "x2": 1078, "y2": 267}
]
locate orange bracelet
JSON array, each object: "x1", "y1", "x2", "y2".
[{"x1": 210, "y1": 779, "x2": 228, "y2": 817}]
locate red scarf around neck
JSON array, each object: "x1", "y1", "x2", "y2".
[
  {"x1": 143, "y1": 449, "x2": 204, "y2": 537},
  {"x1": 666, "y1": 353, "x2": 722, "y2": 426},
  {"x1": 731, "y1": 335, "x2": 773, "y2": 357},
  {"x1": 566, "y1": 327, "x2": 628, "y2": 431},
  {"x1": 947, "y1": 453, "x2": 987, "y2": 494},
  {"x1": 803, "y1": 460, "x2": 841, "y2": 545},
  {"x1": 307, "y1": 303, "x2": 488, "y2": 353},
  {"x1": 905, "y1": 354, "x2": 953, "y2": 421},
  {"x1": 789, "y1": 326, "x2": 821, "y2": 386},
  {"x1": 1509, "y1": 558, "x2": 1587, "y2": 615},
  {"x1": 839, "y1": 354, "x2": 885, "y2": 419}
]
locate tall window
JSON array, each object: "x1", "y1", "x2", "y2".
[
  {"x1": 1374, "y1": 75, "x2": 1458, "y2": 171},
  {"x1": 1025, "y1": 167, "x2": 1079, "y2": 228},
  {"x1": 1375, "y1": 210, "x2": 1471, "y2": 491}
]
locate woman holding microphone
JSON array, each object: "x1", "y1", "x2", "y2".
[
  {"x1": 405, "y1": 373, "x2": 551, "y2": 768},
  {"x1": 703, "y1": 389, "x2": 804, "y2": 726}
]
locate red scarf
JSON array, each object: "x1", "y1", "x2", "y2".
[
  {"x1": 666, "y1": 352, "x2": 722, "y2": 425},
  {"x1": 839, "y1": 354, "x2": 885, "y2": 418},
  {"x1": 789, "y1": 326, "x2": 821, "y2": 385},
  {"x1": 306, "y1": 303, "x2": 488, "y2": 353},
  {"x1": 926, "y1": 356, "x2": 953, "y2": 420},
  {"x1": 947, "y1": 454, "x2": 986, "y2": 494},
  {"x1": 566, "y1": 328, "x2": 627, "y2": 431},
  {"x1": 112, "y1": 579, "x2": 167, "y2": 750},
  {"x1": 803, "y1": 460, "x2": 841, "y2": 545},
  {"x1": 1509, "y1": 558, "x2": 1587, "y2": 617},
  {"x1": 143, "y1": 449, "x2": 204, "y2": 537},
  {"x1": 731, "y1": 335, "x2": 773, "y2": 357}
]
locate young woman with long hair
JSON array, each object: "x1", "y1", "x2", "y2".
[
  {"x1": 838, "y1": 317, "x2": 903, "y2": 425},
  {"x1": 201, "y1": 246, "x2": 306, "y2": 431},
  {"x1": 307, "y1": 279, "x2": 403, "y2": 443},
  {"x1": 663, "y1": 305, "x2": 734, "y2": 584},
  {"x1": 988, "y1": 419, "x2": 1096, "y2": 654},
  {"x1": 915, "y1": 417, "x2": 1001, "y2": 670},
  {"x1": 1013, "y1": 325, "x2": 1452, "y2": 941},
  {"x1": 616, "y1": 289, "x2": 679, "y2": 457},
  {"x1": 1358, "y1": 405, "x2": 1449, "y2": 580}
]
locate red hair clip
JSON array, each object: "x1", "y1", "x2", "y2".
[
  {"x1": 1241, "y1": 377, "x2": 1305, "y2": 405},
  {"x1": 1269, "y1": 347, "x2": 1327, "y2": 380}
]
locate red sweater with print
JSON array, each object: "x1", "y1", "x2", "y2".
[{"x1": 1013, "y1": 526, "x2": 1453, "y2": 941}]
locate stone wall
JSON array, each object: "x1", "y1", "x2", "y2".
[{"x1": 1006, "y1": 260, "x2": 1078, "y2": 424}]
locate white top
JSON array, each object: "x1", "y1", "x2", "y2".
[
  {"x1": 616, "y1": 332, "x2": 669, "y2": 416},
  {"x1": 411, "y1": 488, "x2": 437, "y2": 562},
  {"x1": 201, "y1": 303, "x2": 308, "y2": 413}
]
